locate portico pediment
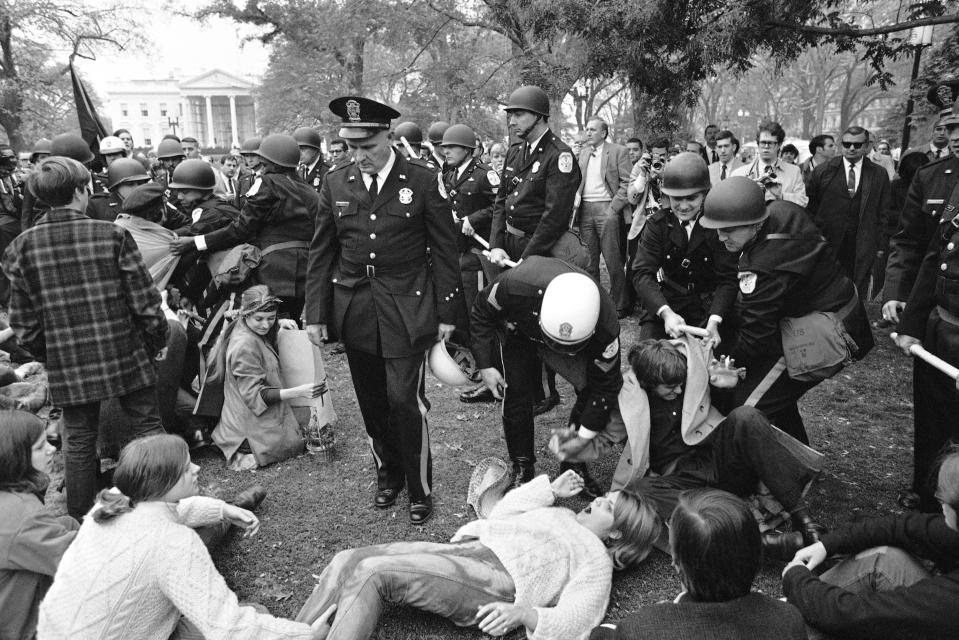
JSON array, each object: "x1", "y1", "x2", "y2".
[{"x1": 179, "y1": 68, "x2": 254, "y2": 93}]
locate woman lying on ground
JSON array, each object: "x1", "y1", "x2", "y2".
[
  {"x1": 295, "y1": 468, "x2": 661, "y2": 640},
  {"x1": 782, "y1": 445, "x2": 959, "y2": 639},
  {"x1": 0, "y1": 410, "x2": 76, "y2": 640},
  {"x1": 38, "y1": 434, "x2": 333, "y2": 640}
]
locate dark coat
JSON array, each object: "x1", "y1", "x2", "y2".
[
  {"x1": 807, "y1": 155, "x2": 893, "y2": 292},
  {"x1": 301, "y1": 159, "x2": 330, "y2": 195},
  {"x1": 444, "y1": 158, "x2": 499, "y2": 256},
  {"x1": 489, "y1": 130, "x2": 581, "y2": 259},
  {"x1": 305, "y1": 153, "x2": 462, "y2": 357},
  {"x1": 729, "y1": 201, "x2": 873, "y2": 364},
  {"x1": 1, "y1": 209, "x2": 168, "y2": 405},
  {"x1": 899, "y1": 196, "x2": 959, "y2": 337},
  {"x1": 171, "y1": 195, "x2": 240, "y2": 303},
  {"x1": 631, "y1": 209, "x2": 738, "y2": 326},
  {"x1": 203, "y1": 170, "x2": 318, "y2": 300},
  {"x1": 885, "y1": 155, "x2": 959, "y2": 303},
  {"x1": 86, "y1": 191, "x2": 123, "y2": 222}
]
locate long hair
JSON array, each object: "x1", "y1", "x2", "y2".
[
  {"x1": 669, "y1": 489, "x2": 760, "y2": 602},
  {"x1": 0, "y1": 410, "x2": 49, "y2": 496},
  {"x1": 608, "y1": 490, "x2": 662, "y2": 570},
  {"x1": 628, "y1": 339, "x2": 687, "y2": 390},
  {"x1": 935, "y1": 445, "x2": 959, "y2": 511},
  {"x1": 93, "y1": 435, "x2": 190, "y2": 523}
]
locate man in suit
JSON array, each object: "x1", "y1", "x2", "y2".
[
  {"x1": 293, "y1": 127, "x2": 330, "y2": 195},
  {"x1": 707, "y1": 129, "x2": 743, "y2": 186},
  {"x1": 731, "y1": 121, "x2": 808, "y2": 207},
  {"x1": 305, "y1": 97, "x2": 461, "y2": 525},
  {"x1": 214, "y1": 154, "x2": 241, "y2": 206},
  {"x1": 703, "y1": 124, "x2": 721, "y2": 164},
  {"x1": 577, "y1": 117, "x2": 633, "y2": 316},
  {"x1": 807, "y1": 125, "x2": 893, "y2": 299}
]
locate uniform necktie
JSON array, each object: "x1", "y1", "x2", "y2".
[
  {"x1": 298, "y1": 164, "x2": 307, "y2": 180},
  {"x1": 847, "y1": 163, "x2": 856, "y2": 196},
  {"x1": 936, "y1": 149, "x2": 942, "y2": 159},
  {"x1": 369, "y1": 174, "x2": 378, "y2": 199},
  {"x1": 682, "y1": 219, "x2": 693, "y2": 239},
  {"x1": 720, "y1": 164, "x2": 727, "y2": 180}
]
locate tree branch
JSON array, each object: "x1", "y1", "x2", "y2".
[{"x1": 766, "y1": 13, "x2": 959, "y2": 37}]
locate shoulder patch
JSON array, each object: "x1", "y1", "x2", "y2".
[
  {"x1": 192, "y1": 207, "x2": 203, "y2": 223},
  {"x1": 487, "y1": 170, "x2": 501, "y2": 187},
  {"x1": 486, "y1": 282, "x2": 502, "y2": 310},
  {"x1": 558, "y1": 151, "x2": 573, "y2": 174},
  {"x1": 602, "y1": 337, "x2": 619, "y2": 360},
  {"x1": 246, "y1": 177, "x2": 262, "y2": 197},
  {"x1": 437, "y1": 172, "x2": 448, "y2": 199},
  {"x1": 738, "y1": 271, "x2": 757, "y2": 294}
]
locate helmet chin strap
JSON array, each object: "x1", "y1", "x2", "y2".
[{"x1": 516, "y1": 115, "x2": 542, "y2": 141}]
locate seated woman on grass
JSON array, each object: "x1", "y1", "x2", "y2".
[{"x1": 295, "y1": 469, "x2": 661, "y2": 640}]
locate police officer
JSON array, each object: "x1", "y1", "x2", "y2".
[
  {"x1": 236, "y1": 137, "x2": 263, "y2": 208},
  {"x1": 487, "y1": 85, "x2": 582, "y2": 267},
  {"x1": 305, "y1": 97, "x2": 461, "y2": 525},
  {"x1": 440, "y1": 123, "x2": 501, "y2": 404},
  {"x1": 393, "y1": 122, "x2": 425, "y2": 161},
  {"x1": 87, "y1": 158, "x2": 150, "y2": 222},
  {"x1": 170, "y1": 134, "x2": 317, "y2": 321},
  {"x1": 99, "y1": 135, "x2": 128, "y2": 167},
  {"x1": 293, "y1": 127, "x2": 330, "y2": 195},
  {"x1": 700, "y1": 177, "x2": 873, "y2": 444},
  {"x1": 470, "y1": 256, "x2": 620, "y2": 494},
  {"x1": 631, "y1": 152, "x2": 738, "y2": 344},
  {"x1": 425, "y1": 121, "x2": 450, "y2": 171},
  {"x1": 29, "y1": 139, "x2": 52, "y2": 166},
  {"x1": 894, "y1": 106, "x2": 959, "y2": 513}
]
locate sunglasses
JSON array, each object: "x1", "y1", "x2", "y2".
[{"x1": 841, "y1": 141, "x2": 866, "y2": 149}]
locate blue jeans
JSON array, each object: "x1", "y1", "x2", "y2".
[
  {"x1": 296, "y1": 540, "x2": 516, "y2": 640},
  {"x1": 807, "y1": 546, "x2": 931, "y2": 640}
]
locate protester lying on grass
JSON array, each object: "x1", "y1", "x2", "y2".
[
  {"x1": 38, "y1": 434, "x2": 334, "y2": 640},
  {"x1": 211, "y1": 284, "x2": 323, "y2": 470},
  {"x1": 591, "y1": 488, "x2": 806, "y2": 640},
  {"x1": 782, "y1": 445, "x2": 959, "y2": 640},
  {"x1": 0, "y1": 410, "x2": 76, "y2": 640},
  {"x1": 295, "y1": 469, "x2": 661, "y2": 640}
]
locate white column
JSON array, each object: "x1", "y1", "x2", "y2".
[
  {"x1": 228, "y1": 95, "x2": 239, "y2": 146},
  {"x1": 204, "y1": 95, "x2": 215, "y2": 147}
]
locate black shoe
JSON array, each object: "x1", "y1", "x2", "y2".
[
  {"x1": 897, "y1": 489, "x2": 921, "y2": 511},
  {"x1": 329, "y1": 343, "x2": 346, "y2": 355},
  {"x1": 510, "y1": 457, "x2": 535, "y2": 489},
  {"x1": 762, "y1": 530, "x2": 805, "y2": 561},
  {"x1": 409, "y1": 496, "x2": 433, "y2": 525},
  {"x1": 533, "y1": 392, "x2": 560, "y2": 416},
  {"x1": 560, "y1": 462, "x2": 603, "y2": 498},
  {"x1": 460, "y1": 385, "x2": 496, "y2": 404},
  {"x1": 374, "y1": 487, "x2": 401, "y2": 509},
  {"x1": 231, "y1": 485, "x2": 267, "y2": 512},
  {"x1": 791, "y1": 509, "x2": 827, "y2": 546}
]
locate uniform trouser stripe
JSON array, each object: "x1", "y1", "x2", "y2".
[{"x1": 744, "y1": 357, "x2": 787, "y2": 407}]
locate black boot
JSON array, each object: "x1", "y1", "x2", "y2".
[
  {"x1": 761, "y1": 530, "x2": 805, "y2": 561},
  {"x1": 510, "y1": 457, "x2": 535, "y2": 489},
  {"x1": 791, "y1": 507, "x2": 827, "y2": 546}
]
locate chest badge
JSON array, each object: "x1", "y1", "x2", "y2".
[
  {"x1": 192, "y1": 207, "x2": 203, "y2": 223},
  {"x1": 313, "y1": 177, "x2": 320, "y2": 187},
  {"x1": 558, "y1": 151, "x2": 574, "y2": 173},
  {"x1": 738, "y1": 271, "x2": 757, "y2": 294},
  {"x1": 531, "y1": 161, "x2": 541, "y2": 174},
  {"x1": 399, "y1": 187, "x2": 414, "y2": 204},
  {"x1": 487, "y1": 170, "x2": 501, "y2": 187}
]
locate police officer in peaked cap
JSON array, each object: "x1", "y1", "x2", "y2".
[{"x1": 304, "y1": 96, "x2": 462, "y2": 525}]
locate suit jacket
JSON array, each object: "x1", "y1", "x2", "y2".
[
  {"x1": 489, "y1": 130, "x2": 581, "y2": 259},
  {"x1": 576, "y1": 141, "x2": 632, "y2": 215},
  {"x1": 305, "y1": 153, "x2": 461, "y2": 357},
  {"x1": 214, "y1": 170, "x2": 241, "y2": 207},
  {"x1": 707, "y1": 157, "x2": 743, "y2": 186},
  {"x1": 2, "y1": 209, "x2": 167, "y2": 405},
  {"x1": 807, "y1": 155, "x2": 893, "y2": 291}
]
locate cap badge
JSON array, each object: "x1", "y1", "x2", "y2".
[
  {"x1": 559, "y1": 322, "x2": 573, "y2": 339},
  {"x1": 346, "y1": 99, "x2": 361, "y2": 122}
]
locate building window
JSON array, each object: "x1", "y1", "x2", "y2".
[
  {"x1": 140, "y1": 103, "x2": 149, "y2": 117},
  {"x1": 159, "y1": 103, "x2": 167, "y2": 117},
  {"x1": 142, "y1": 127, "x2": 152, "y2": 147},
  {"x1": 120, "y1": 103, "x2": 128, "y2": 117}
]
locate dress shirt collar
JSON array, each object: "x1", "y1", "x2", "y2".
[
  {"x1": 362, "y1": 148, "x2": 396, "y2": 189},
  {"x1": 525, "y1": 129, "x2": 548, "y2": 154},
  {"x1": 930, "y1": 143, "x2": 951, "y2": 157},
  {"x1": 589, "y1": 141, "x2": 605, "y2": 157}
]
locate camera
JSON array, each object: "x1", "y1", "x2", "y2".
[
  {"x1": 756, "y1": 172, "x2": 778, "y2": 188},
  {"x1": 651, "y1": 160, "x2": 665, "y2": 171}
]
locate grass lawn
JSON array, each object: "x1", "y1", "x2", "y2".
[{"x1": 46, "y1": 301, "x2": 915, "y2": 637}]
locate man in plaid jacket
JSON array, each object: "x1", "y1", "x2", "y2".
[{"x1": 3, "y1": 157, "x2": 168, "y2": 520}]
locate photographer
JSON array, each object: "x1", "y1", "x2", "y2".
[
  {"x1": 731, "y1": 122, "x2": 808, "y2": 207},
  {"x1": 625, "y1": 139, "x2": 668, "y2": 252}
]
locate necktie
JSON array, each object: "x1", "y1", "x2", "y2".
[
  {"x1": 847, "y1": 164, "x2": 856, "y2": 196},
  {"x1": 936, "y1": 149, "x2": 942, "y2": 159},
  {"x1": 368, "y1": 174, "x2": 378, "y2": 199},
  {"x1": 720, "y1": 164, "x2": 727, "y2": 180},
  {"x1": 226, "y1": 178, "x2": 234, "y2": 196},
  {"x1": 298, "y1": 164, "x2": 307, "y2": 180}
]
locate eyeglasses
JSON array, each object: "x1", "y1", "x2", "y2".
[
  {"x1": 841, "y1": 141, "x2": 865, "y2": 149},
  {"x1": 757, "y1": 140, "x2": 778, "y2": 147}
]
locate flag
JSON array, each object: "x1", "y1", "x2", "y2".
[{"x1": 69, "y1": 60, "x2": 108, "y2": 164}]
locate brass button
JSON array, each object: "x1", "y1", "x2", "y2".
[
  {"x1": 370, "y1": 252, "x2": 376, "y2": 259},
  {"x1": 370, "y1": 214, "x2": 377, "y2": 220},
  {"x1": 942, "y1": 263, "x2": 948, "y2": 271},
  {"x1": 370, "y1": 233, "x2": 376, "y2": 239}
]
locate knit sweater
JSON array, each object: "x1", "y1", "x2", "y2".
[
  {"x1": 452, "y1": 475, "x2": 613, "y2": 640},
  {"x1": 783, "y1": 513, "x2": 959, "y2": 639},
  {"x1": 37, "y1": 499, "x2": 313, "y2": 640}
]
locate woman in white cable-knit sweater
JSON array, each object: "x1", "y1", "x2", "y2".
[
  {"x1": 37, "y1": 434, "x2": 334, "y2": 640},
  {"x1": 296, "y1": 469, "x2": 661, "y2": 640}
]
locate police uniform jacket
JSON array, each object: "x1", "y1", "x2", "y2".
[
  {"x1": 172, "y1": 196, "x2": 241, "y2": 303},
  {"x1": 729, "y1": 201, "x2": 872, "y2": 364},
  {"x1": 444, "y1": 158, "x2": 499, "y2": 256},
  {"x1": 305, "y1": 153, "x2": 461, "y2": 358},
  {"x1": 631, "y1": 208, "x2": 738, "y2": 325},
  {"x1": 203, "y1": 170, "x2": 317, "y2": 300},
  {"x1": 886, "y1": 155, "x2": 959, "y2": 303},
  {"x1": 302, "y1": 159, "x2": 330, "y2": 195},
  {"x1": 489, "y1": 131, "x2": 581, "y2": 259},
  {"x1": 899, "y1": 201, "x2": 959, "y2": 338},
  {"x1": 470, "y1": 256, "x2": 621, "y2": 433},
  {"x1": 86, "y1": 191, "x2": 122, "y2": 222}
]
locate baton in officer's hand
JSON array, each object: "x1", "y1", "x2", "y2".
[
  {"x1": 891, "y1": 332, "x2": 959, "y2": 380},
  {"x1": 399, "y1": 136, "x2": 417, "y2": 159},
  {"x1": 677, "y1": 324, "x2": 710, "y2": 338},
  {"x1": 470, "y1": 231, "x2": 490, "y2": 250},
  {"x1": 482, "y1": 249, "x2": 518, "y2": 268}
]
